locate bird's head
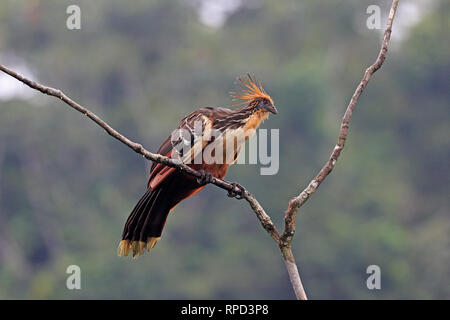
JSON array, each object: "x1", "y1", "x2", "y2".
[
  {"x1": 230, "y1": 74, "x2": 277, "y2": 115},
  {"x1": 253, "y1": 97, "x2": 278, "y2": 115}
]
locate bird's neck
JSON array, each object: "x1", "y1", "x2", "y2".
[
  {"x1": 244, "y1": 109, "x2": 269, "y2": 131},
  {"x1": 214, "y1": 105, "x2": 269, "y2": 134}
]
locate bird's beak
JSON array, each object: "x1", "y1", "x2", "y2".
[{"x1": 267, "y1": 104, "x2": 278, "y2": 114}]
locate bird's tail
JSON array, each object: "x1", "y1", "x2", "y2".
[{"x1": 118, "y1": 186, "x2": 171, "y2": 258}]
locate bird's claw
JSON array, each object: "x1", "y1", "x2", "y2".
[
  {"x1": 196, "y1": 170, "x2": 214, "y2": 185},
  {"x1": 227, "y1": 182, "x2": 245, "y2": 200}
]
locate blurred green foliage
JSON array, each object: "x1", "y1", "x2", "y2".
[{"x1": 0, "y1": 0, "x2": 448, "y2": 299}]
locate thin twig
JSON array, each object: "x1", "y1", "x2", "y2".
[{"x1": 281, "y1": 0, "x2": 399, "y2": 246}]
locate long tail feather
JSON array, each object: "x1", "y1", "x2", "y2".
[{"x1": 118, "y1": 185, "x2": 171, "y2": 258}]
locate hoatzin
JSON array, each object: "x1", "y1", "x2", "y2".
[{"x1": 118, "y1": 75, "x2": 277, "y2": 258}]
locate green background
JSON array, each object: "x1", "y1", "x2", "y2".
[{"x1": 0, "y1": 0, "x2": 448, "y2": 299}]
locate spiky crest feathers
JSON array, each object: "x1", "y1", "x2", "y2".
[{"x1": 229, "y1": 73, "x2": 273, "y2": 108}]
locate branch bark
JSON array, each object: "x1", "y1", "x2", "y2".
[{"x1": 0, "y1": 0, "x2": 398, "y2": 300}]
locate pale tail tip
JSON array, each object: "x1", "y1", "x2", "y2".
[{"x1": 117, "y1": 237, "x2": 161, "y2": 258}]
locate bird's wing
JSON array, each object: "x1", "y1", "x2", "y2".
[{"x1": 147, "y1": 108, "x2": 214, "y2": 189}]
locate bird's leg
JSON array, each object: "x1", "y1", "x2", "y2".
[
  {"x1": 227, "y1": 182, "x2": 245, "y2": 200},
  {"x1": 196, "y1": 169, "x2": 214, "y2": 185}
]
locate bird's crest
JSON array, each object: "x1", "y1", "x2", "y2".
[{"x1": 230, "y1": 73, "x2": 273, "y2": 108}]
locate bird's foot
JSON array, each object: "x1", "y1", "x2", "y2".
[
  {"x1": 196, "y1": 169, "x2": 214, "y2": 185},
  {"x1": 227, "y1": 182, "x2": 246, "y2": 200}
]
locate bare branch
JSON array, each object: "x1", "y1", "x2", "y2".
[
  {"x1": 281, "y1": 0, "x2": 400, "y2": 245},
  {"x1": 275, "y1": 0, "x2": 399, "y2": 300}
]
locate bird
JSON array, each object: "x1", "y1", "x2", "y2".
[{"x1": 117, "y1": 74, "x2": 277, "y2": 258}]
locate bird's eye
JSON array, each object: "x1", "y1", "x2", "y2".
[{"x1": 257, "y1": 99, "x2": 269, "y2": 109}]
